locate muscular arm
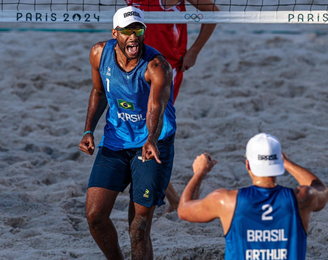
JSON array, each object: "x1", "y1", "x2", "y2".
[
  {"x1": 142, "y1": 55, "x2": 172, "y2": 163},
  {"x1": 178, "y1": 153, "x2": 219, "y2": 223},
  {"x1": 284, "y1": 154, "x2": 328, "y2": 231},
  {"x1": 79, "y1": 42, "x2": 108, "y2": 155},
  {"x1": 181, "y1": 0, "x2": 220, "y2": 71},
  {"x1": 178, "y1": 154, "x2": 237, "y2": 234}
]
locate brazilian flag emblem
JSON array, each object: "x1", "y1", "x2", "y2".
[{"x1": 118, "y1": 99, "x2": 135, "y2": 110}]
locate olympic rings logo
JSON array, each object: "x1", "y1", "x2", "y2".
[{"x1": 184, "y1": 13, "x2": 204, "y2": 22}]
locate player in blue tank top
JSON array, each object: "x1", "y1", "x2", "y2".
[
  {"x1": 97, "y1": 39, "x2": 176, "y2": 150},
  {"x1": 178, "y1": 133, "x2": 328, "y2": 260},
  {"x1": 79, "y1": 6, "x2": 176, "y2": 260}
]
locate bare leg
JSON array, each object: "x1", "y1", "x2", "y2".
[
  {"x1": 165, "y1": 182, "x2": 180, "y2": 213},
  {"x1": 128, "y1": 201, "x2": 155, "y2": 260},
  {"x1": 85, "y1": 187, "x2": 124, "y2": 260}
]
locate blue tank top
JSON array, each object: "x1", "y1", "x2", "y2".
[
  {"x1": 225, "y1": 185, "x2": 307, "y2": 260},
  {"x1": 98, "y1": 39, "x2": 176, "y2": 151}
]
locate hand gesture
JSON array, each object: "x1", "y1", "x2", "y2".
[
  {"x1": 142, "y1": 139, "x2": 161, "y2": 163},
  {"x1": 192, "y1": 153, "x2": 218, "y2": 179},
  {"x1": 181, "y1": 49, "x2": 198, "y2": 72},
  {"x1": 79, "y1": 133, "x2": 95, "y2": 155}
]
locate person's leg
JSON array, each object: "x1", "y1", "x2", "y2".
[
  {"x1": 166, "y1": 69, "x2": 182, "y2": 212},
  {"x1": 165, "y1": 182, "x2": 180, "y2": 213},
  {"x1": 86, "y1": 187, "x2": 124, "y2": 260},
  {"x1": 128, "y1": 201, "x2": 155, "y2": 260},
  {"x1": 127, "y1": 134, "x2": 175, "y2": 258},
  {"x1": 86, "y1": 147, "x2": 132, "y2": 260}
]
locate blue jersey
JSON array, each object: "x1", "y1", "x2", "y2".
[
  {"x1": 225, "y1": 185, "x2": 307, "y2": 260},
  {"x1": 98, "y1": 39, "x2": 176, "y2": 151}
]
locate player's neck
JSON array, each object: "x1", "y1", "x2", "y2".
[{"x1": 253, "y1": 178, "x2": 277, "y2": 188}]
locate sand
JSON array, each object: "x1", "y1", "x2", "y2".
[{"x1": 1, "y1": 21, "x2": 328, "y2": 259}]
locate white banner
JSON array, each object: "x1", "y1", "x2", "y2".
[{"x1": 1, "y1": 11, "x2": 328, "y2": 24}]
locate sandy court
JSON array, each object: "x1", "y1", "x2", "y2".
[{"x1": 0, "y1": 21, "x2": 328, "y2": 259}]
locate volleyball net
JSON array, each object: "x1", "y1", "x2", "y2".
[{"x1": 1, "y1": 0, "x2": 328, "y2": 24}]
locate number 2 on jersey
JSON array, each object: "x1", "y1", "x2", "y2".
[{"x1": 262, "y1": 204, "x2": 273, "y2": 221}]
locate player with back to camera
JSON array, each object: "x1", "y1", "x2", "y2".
[
  {"x1": 178, "y1": 133, "x2": 328, "y2": 259},
  {"x1": 79, "y1": 6, "x2": 176, "y2": 260},
  {"x1": 126, "y1": 0, "x2": 220, "y2": 212}
]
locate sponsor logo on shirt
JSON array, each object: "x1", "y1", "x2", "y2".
[{"x1": 106, "y1": 67, "x2": 111, "y2": 76}]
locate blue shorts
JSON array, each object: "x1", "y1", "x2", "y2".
[{"x1": 88, "y1": 134, "x2": 175, "y2": 208}]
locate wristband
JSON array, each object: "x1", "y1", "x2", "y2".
[{"x1": 83, "y1": 130, "x2": 93, "y2": 137}]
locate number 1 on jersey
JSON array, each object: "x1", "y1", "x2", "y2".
[{"x1": 106, "y1": 78, "x2": 110, "y2": 92}]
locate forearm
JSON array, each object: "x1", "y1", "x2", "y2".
[
  {"x1": 189, "y1": 24, "x2": 217, "y2": 55},
  {"x1": 178, "y1": 154, "x2": 220, "y2": 222},
  {"x1": 180, "y1": 175, "x2": 204, "y2": 204},
  {"x1": 84, "y1": 88, "x2": 107, "y2": 132},
  {"x1": 286, "y1": 157, "x2": 328, "y2": 213},
  {"x1": 187, "y1": 0, "x2": 219, "y2": 54},
  {"x1": 178, "y1": 175, "x2": 205, "y2": 221},
  {"x1": 146, "y1": 106, "x2": 164, "y2": 142},
  {"x1": 285, "y1": 158, "x2": 326, "y2": 189}
]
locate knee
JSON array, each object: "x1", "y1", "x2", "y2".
[
  {"x1": 129, "y1": 216, "x2": 148, "y2": 242},
  {"x1": 85, "y1": 207, "x2": 107, "y2": 230}
]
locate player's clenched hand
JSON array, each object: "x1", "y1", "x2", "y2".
[
  {"x1": 181, "y1": 49, "x2": 197, "y2": 72},
  {"x1": 193, "y1": 153, "x2": 217, "y2": 178},
  {"x1": 79, "y1": 134, "x2": 95, "y2": 155},
  {"x1": 142, "y1": 139, "x2": 161, "y2": 164}
]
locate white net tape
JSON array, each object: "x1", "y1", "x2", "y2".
[{"x1": 1, "y1": 0, "x2": 328, "y2": 23}]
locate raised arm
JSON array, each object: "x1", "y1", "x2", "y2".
[
  {"x1": 142, "y1": 55, "x2": 172, "y2": 163},
  {"x1": 79, "y1": 42, "x2": 108, "y2": 155},
  {"x1": 178, "y1": 153, "x2": 238, "y2": 234},
  {"x1": 178, "y1": 154, "x2": 220, "y2": 221},
  {"x1": 284, "y1": 154, "x2": 328, "y2": 230},
  {"x1": 181, "y1": 0, "x2": 220, "y2": 71}
]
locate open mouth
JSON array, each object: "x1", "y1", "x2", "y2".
[{"x1": 126, "y1": 43, "x2": 139, "y2": 57}]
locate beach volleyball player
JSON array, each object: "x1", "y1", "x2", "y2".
[
  {"x1": 178, "y1": 133, "x2": 328, "y2": 259},
  {"x1": 79, "y1": 6, "x2": 176, "y2": 260}
]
